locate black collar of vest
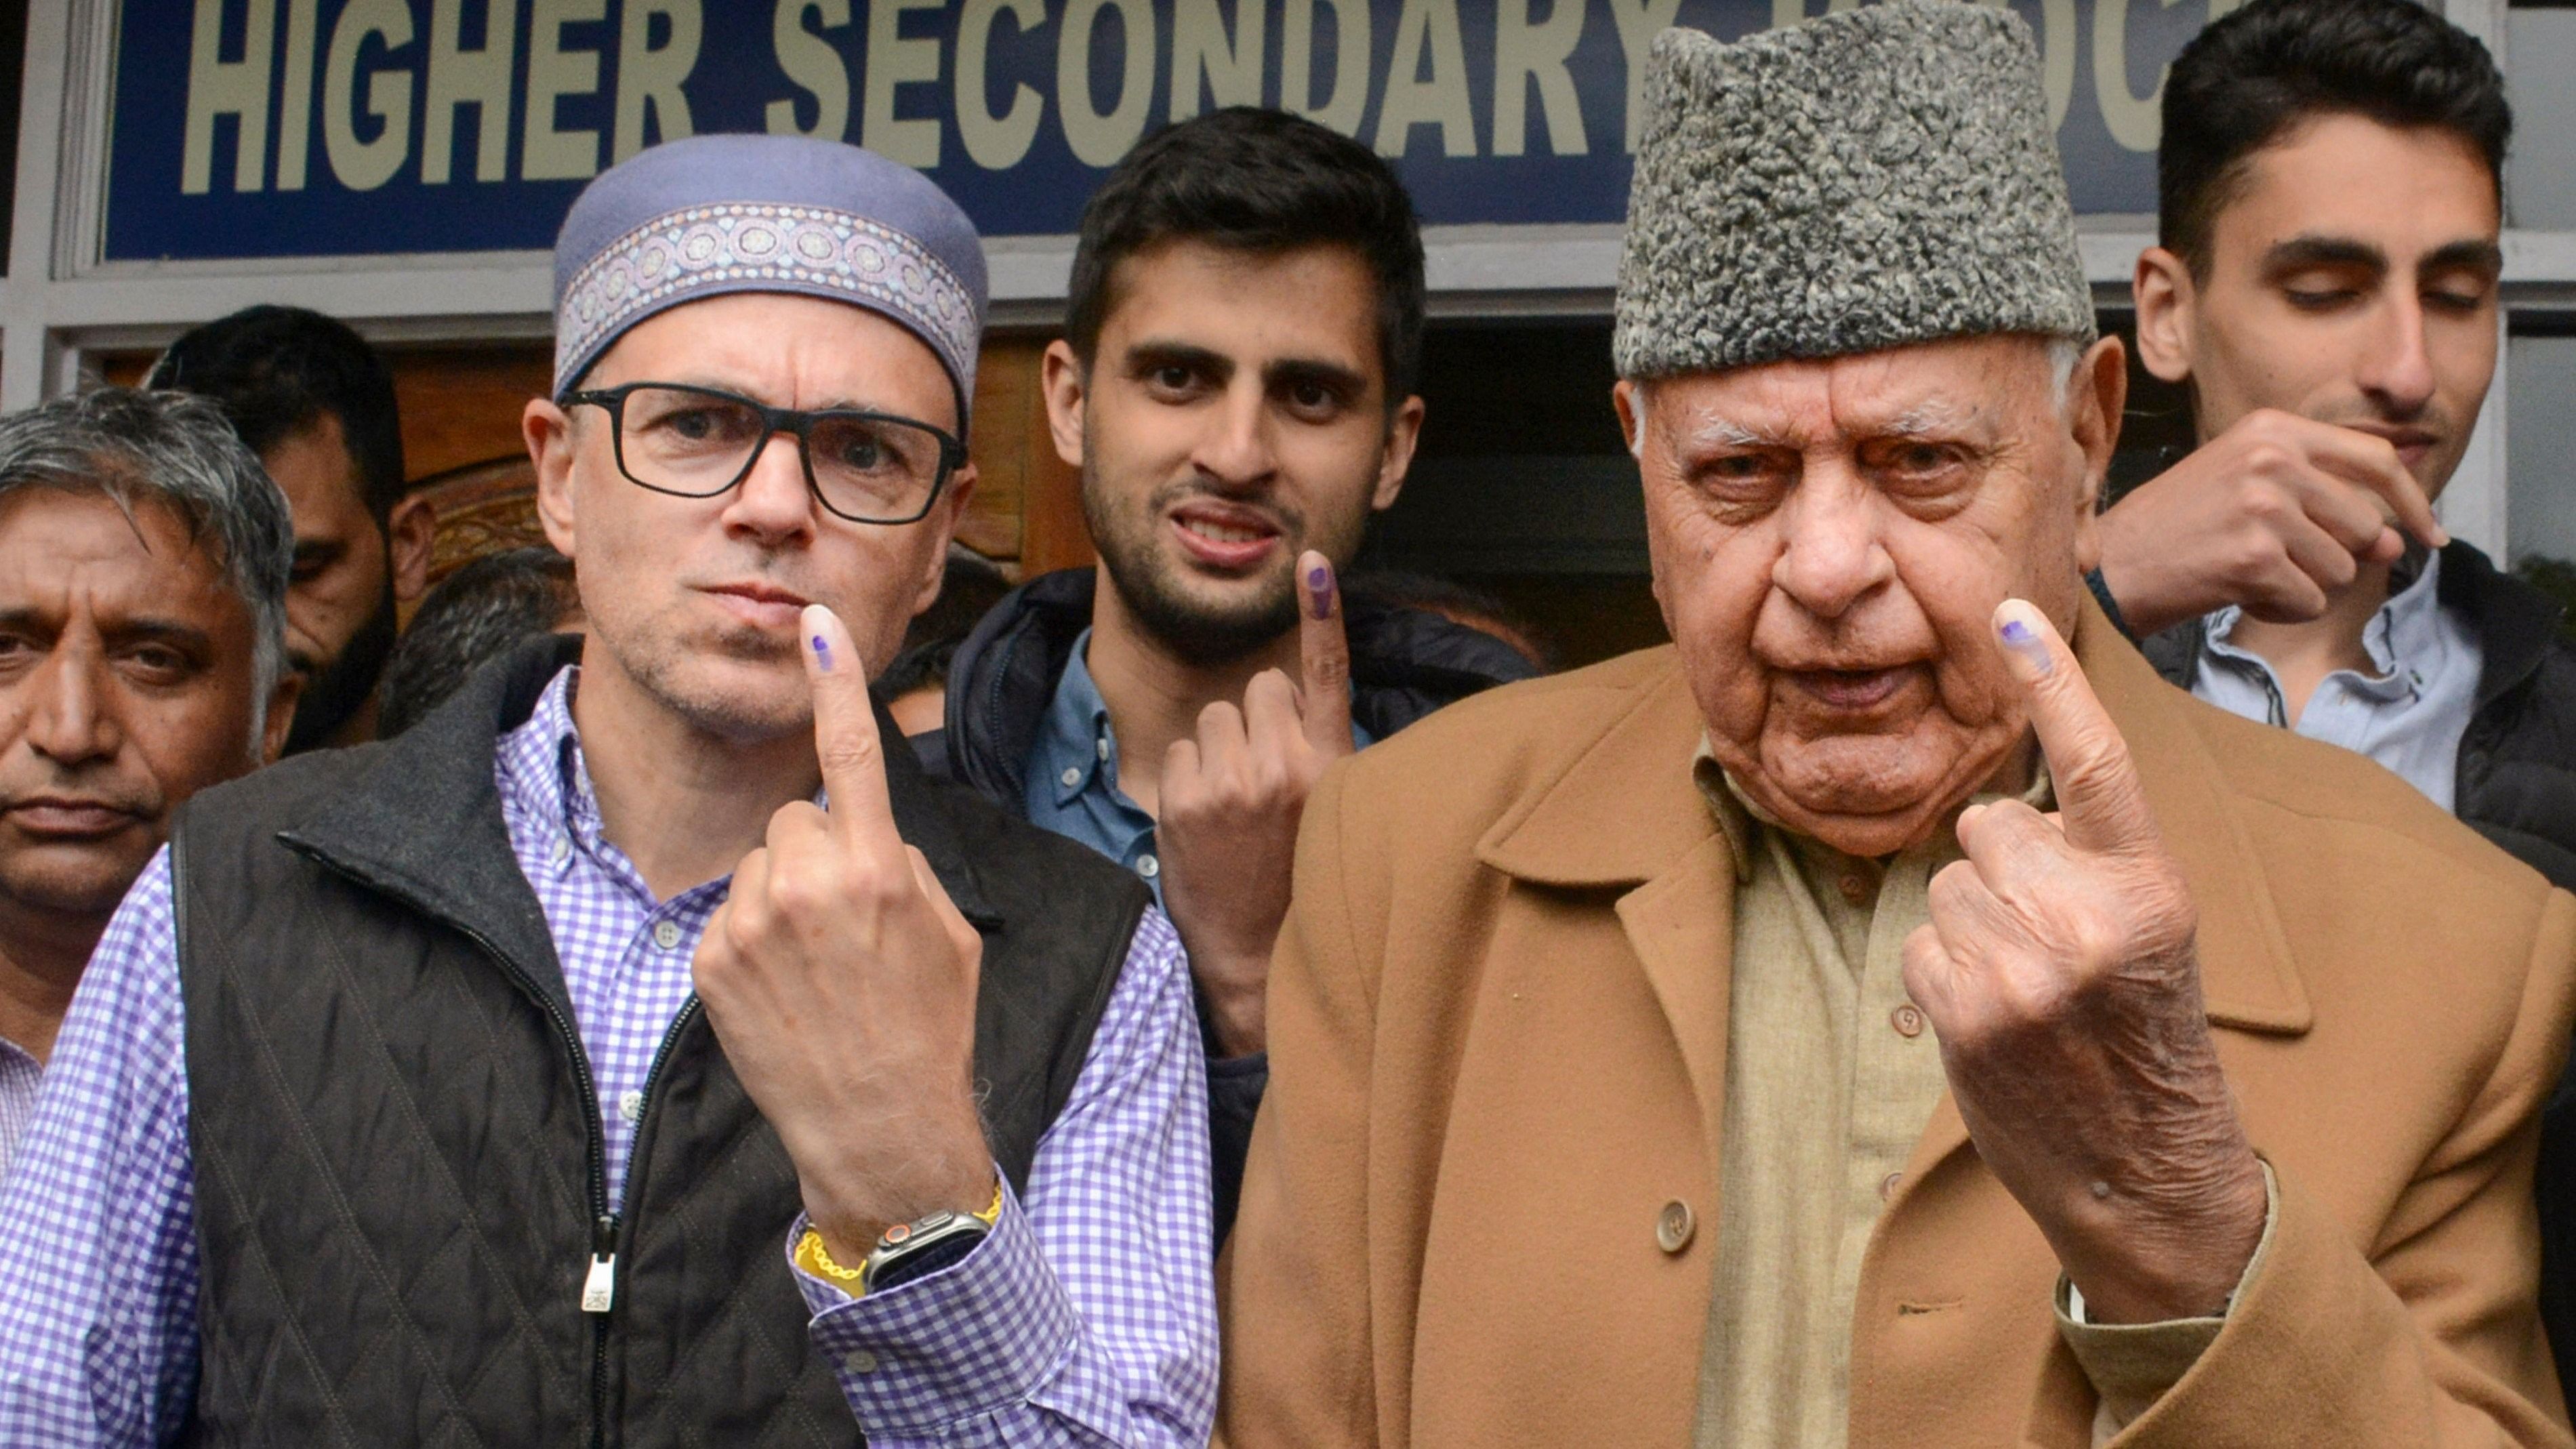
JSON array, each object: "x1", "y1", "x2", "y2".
[{"x1": 281, "y1": 633, "x2": 1000, "y2": 1002}]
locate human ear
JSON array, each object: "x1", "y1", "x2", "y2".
[
  {"x1": 2069, "y1": 335, "x2": 2128, "y2": 573},
  {"x1": 259, "y1": 671, "x2": 303, "y2": 764},
  {"x1": 2132, "y1": 247, "x2": 2197, "y2": 385},
  {"x1": 1371, "y1": 394, "x2": 1425, "y2": 512},
  {"x1": 387, "y1": 494, "x2": 437, "y2": 604},
  {"x1": 525, "y1": 397, "x2": 579, "y2": 558},
  {"x1": 1040, "y1": 340, "x2": 1090, "y2": 472}
]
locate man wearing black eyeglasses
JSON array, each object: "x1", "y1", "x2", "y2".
[{"x1": 0, "y1": 135, "x2": 1216, "y2": 1446}]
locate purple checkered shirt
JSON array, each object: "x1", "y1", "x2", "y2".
[{"x1": 0, "y1": 669, "x2": 1215, "y2": 1446}]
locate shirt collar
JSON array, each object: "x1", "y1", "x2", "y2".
[
  {"x1": 495, "y1": 666, "x2": 608, "y2": 863},
  {"x1": 2205, "y1": 545, "x2": 2451, "y2": 699},
  {"x1": 1040, "y1": 628, "x2": 1119, "y2": 807}
]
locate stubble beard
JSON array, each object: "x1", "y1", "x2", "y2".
[
  {"x1": 597, "y1": 606, "x2": 811, "y2": 745},
  {"x1": 1083, "y1": 468, "x2": 1302, "y2": 669}
]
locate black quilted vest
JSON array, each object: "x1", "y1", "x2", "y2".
[{"x1": 169, "y1": 636, "x2": 1149, "y2": 1448}]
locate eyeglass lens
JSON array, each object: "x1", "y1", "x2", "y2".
[{"x1": 615, "y1": 386, "x2": 946, "y2": 520}]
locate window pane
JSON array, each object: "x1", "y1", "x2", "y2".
[
  {"x1": 2509, "y1": 4, "x2": 2576, "y2": 230},
  {"x1": 2509, "y1": 331, "x2": 2576, "y2": 567}
]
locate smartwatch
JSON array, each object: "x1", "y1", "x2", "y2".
[{"x1": 860, "y1": 1206, "x2": 993, "y2": 1294}]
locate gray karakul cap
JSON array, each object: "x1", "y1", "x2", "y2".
[{"x1": 1613, "y1": 0, "x2": 2095, "y2": 381}]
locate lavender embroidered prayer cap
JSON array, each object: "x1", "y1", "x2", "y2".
[{"x1": 551, "y1": 134, "x2": 987, "y2": 430}]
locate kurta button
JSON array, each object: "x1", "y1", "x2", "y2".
[
  {"x1": 1891, "y1": 1003, "x2": 1925, "y2": 1038},
  {"x1": 651, "y1": 920, "x2": 681, "y2": 950},
  {"x1": 1656, "y1": 1200, "x2": 1695, "y2": 1253}
]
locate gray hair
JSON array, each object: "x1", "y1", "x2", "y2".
[{"x1": 0, "y1": 388, "x2": 295, "y2": 752}]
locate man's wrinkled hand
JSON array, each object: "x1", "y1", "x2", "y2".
[
  {"x1": 1157, "y1": 550, "x2": 1357, "y2": 1058},
  {"x1": 2095, "y1": 408, "x2": 2445, "y2": 637},
  {"x1": 1902, "y1": 600, "x2": 2268, "y2": 1324},
  {"x1": 693, "y1": 603, "x2": 994, "y2": 1264}
]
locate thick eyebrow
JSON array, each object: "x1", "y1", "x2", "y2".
[
  {"x1": 1675, "y1": 416, "x2": 1774, "y2": 450},
  {"x1": 626, "y1": 377, "x2": 921, "y2": 418},
  {"x1": 101, "y1": 619, "x2": 216, "y2": 657},
  {"x1": 2421, "y1": 239, "x2": 2506, "y2": 278},
  {"x1": 2262, "y1": 234, "x2": 2388, "y2": 275},
  {"x1": 1879, "y1": 399, "x2": 1980, "y2": 438},
  {"x1": 0, "y1": 607, "x2": 214, "y2": 656},
  {"x1": 1122, "y1": 340, "x2": 1232, "y2": 384},
  {"x1": 1263, "y1": 356, "x2": 1369, "y2": 399}
]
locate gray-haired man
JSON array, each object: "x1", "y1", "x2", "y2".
[{"x1": 0, "y1": 388, "x2": 296, "y2": 1181}]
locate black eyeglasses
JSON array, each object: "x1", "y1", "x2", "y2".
[{"x1": 559, "y1": 382, "x2": 966, "y2": 525}]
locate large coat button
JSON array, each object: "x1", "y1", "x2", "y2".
[{"x1": 1657, "y1": 1200, "x2": 1696, "y2": 1254}]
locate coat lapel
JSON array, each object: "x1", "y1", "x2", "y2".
[
  {"x1": 1478, "y1": 657, "x2": 1740, "y2": 1156},
  {"x1": 1465, "y1": 604, "x2": 2316, "y2": 1201}
]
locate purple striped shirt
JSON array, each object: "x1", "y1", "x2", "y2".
[{"x1": 0, "y1": 669, "x2": 1215, "y2": 1446}]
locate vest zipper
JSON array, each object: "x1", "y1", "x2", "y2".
[
  {"x1": 433, "y1": 918, "x2": 619, "y2": 1449},
  {"x1": 299, "y1": 857, "x2": 619, "y2": 1449}
]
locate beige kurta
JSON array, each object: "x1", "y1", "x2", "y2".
[
  {"x1": 1688, "y1": 750, "x2": 2260, "y2": 1449},
  {"x1": 1688, "y1": 752, "x2": 2024, "y2": 1448}
]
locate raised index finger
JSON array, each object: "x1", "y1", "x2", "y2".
[
  {"x1": 801, "y1": 603, "x2": 901, "y2": 853},
  {"x1": 1297, "y1": 551, "x2": 1357, "y2": 758},
  {"x1": 1992, "y1": 598, "x2": 2159, "y2": 859}
]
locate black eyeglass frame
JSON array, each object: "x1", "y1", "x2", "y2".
[{"x1": 558, "y1": 381, "x2": 968, "y2": 525}]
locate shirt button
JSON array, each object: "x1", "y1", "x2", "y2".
[
  {"x1": 1060, "y1": 767, "x2": 1083, "y2": 788},
  {"x1": 1880, "y1": 1172, "x2": 1903, "y2": 1202},
  {"x1": 1095, "y1": 737, "x2": 1110, "y2": 762},
  {"x1": 651, "y1": 920, "x2": 682, "y2": 950},
  {"x1": 1837, "y1": 872, "x2": 1870, "y2": 905},
  {"x1": 617, "y1": 1089, "x2": 644, "y2": 1124},
  {"x1": 1656, "y1": 1199, "x2": 1696, "y2": 1254},
  {"x1": 550, "y1": 836, "x2": 571, "y2": 864},
  {"x1": 842, "y1": 1348, "x2": 878, "y2": 1374},
  {"x1": 1136, "y1": 853, "x2": 1160, "y2": 879},
  {"x1": 1891, "y1": 1003, "x2": 1925, "y2": 1038}
]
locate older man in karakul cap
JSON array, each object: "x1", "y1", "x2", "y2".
[
  {"x1": 0, "y1": 134, "x2": 1216, "y2": 1446},
  {"x1": 1218, "y1": 3, "x2": 2576, "y2": 1445}
]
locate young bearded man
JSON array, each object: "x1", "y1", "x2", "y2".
[
  {"x1": 0, "y1": 136, "x2": 1214, "y2": 1446},
  {"x1": 150, "y1": 306, "x2": 436, "y2": 752},
  {"x1": 2091, "y1": 0, "x2": 2576, "y2": 887},
  {"x1": 933, "y1": 106, "x2": 1536, "y2": 1236},
  {"x1": 0, "y1": 390, "x2": 296, "y2": 1183}
]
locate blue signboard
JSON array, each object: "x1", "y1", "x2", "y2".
[{"x1": 103, "y1": 0, "x2": 2223, "y2": 263}]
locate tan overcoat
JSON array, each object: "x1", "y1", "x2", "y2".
[{"x1": 1220, "y1": 605, "x2": 2576, "y2": 1448}]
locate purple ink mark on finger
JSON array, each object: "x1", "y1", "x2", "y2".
[
  {"x1": 1305, "y1": 563, "x2": 1334, "y2": 620},
  {"x1": 811, "y1": 634, "x2": 836, "y2": 672},
  {"x1": 1997, "y1": 616, "x2": 2053, "y2": 676}
]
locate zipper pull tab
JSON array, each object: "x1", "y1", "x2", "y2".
[{"x1": 582, "y1": 1215, "x2": 617, "y2": 1314}]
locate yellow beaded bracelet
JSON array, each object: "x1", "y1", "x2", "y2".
[{"x1": 795, "y1": 1181, "x2": 1007, "y2": 1291}]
